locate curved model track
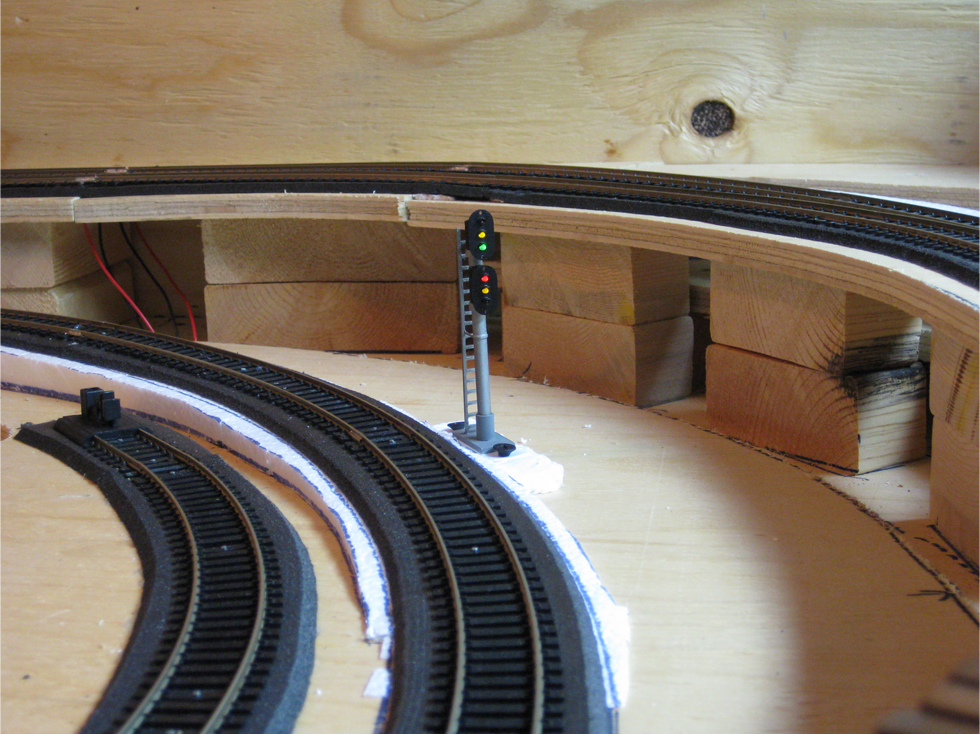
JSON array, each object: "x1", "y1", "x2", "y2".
[
  {"x1": 2, "y1": 163, "x2": 977, "y2": 287},
  {"x1": 17, "y1": 402, "x2": 318, "y2": 734},
  {"x1": 2, "y1": 309, "x2": 614, "y2": 734}
]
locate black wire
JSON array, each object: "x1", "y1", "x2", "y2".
[
  {"x1": 118, "y1": 223, "x2": 181, "y2": 336},
  {"x1": 97, "y1": 222, "x2": 110, "y2": 267},
  {"x1": 99, "y1": 223, "x2": 145, "y2": 327}
]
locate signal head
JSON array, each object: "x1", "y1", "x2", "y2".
[
  {"x1": 466, "y1": 209, "x2": 499, "y2": 260},
  {"x1": 468, "y1": 264, "x2": 499, "y2": 315}
]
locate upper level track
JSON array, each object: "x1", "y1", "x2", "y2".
[
  {"x1": 2, "y1": 163, "x2": 977, "y2": 287},
  {"x1": 1, "y1": 309, "x2": 614, "y2": 734}
]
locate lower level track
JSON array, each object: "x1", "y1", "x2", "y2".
[
  {"x1": 16, "y1": 396, "x2": 318, "y2": 734},
  {"x1": 2, "y1": 309, "x2": 615, "y2": 734}
]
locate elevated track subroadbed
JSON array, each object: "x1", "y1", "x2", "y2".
[{"x1": 2, "y1": 162, "x2": 976, "y2": 287}]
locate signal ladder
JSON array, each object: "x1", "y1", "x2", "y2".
[{"x1": 457, "y1": 230, "x2": 480, "y2": 435}]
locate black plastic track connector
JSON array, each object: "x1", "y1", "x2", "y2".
[{"x1": 56, "y1": 387, "x2": 140, "y2": 447}]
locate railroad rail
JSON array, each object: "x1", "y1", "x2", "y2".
[
  {"x1": 2, "y1": 309, "x2": 614, "y2": 734},
  {"x1": 16, "y1": 392, "x2": 318, "y2": 734},
  {"x1": 1, "y1": 163, "x2": 977, "y2": 287}
]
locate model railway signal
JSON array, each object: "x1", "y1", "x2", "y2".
[
  {"x1": 453, "y1": 210, "x2": 515, "y2": 456},
  {"x1": 465, "y1": 209, "x2": 500, "y2": 261}
]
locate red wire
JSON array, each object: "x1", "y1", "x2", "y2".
[
  {"x1": 83, "y1": 223, "x2": 155, "y2": 333},
  {"x1": 133, "y1": 223, "x2": 199, "y2": 341}
]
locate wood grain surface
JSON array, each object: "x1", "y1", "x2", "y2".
[
  {"x1": 1, "y1": 2, "x2": 976, "y2": 168},
  {"x1": 501, "y1": 233, "x2": 689, "y2": 325},
  {"x1": 205, "y1": 281, "x2": 460, "y2": 353},
  {"x1": 711, "y1": 262, "x2": 922, "y2": 373},
  {"x1": 0, "y1": 222, "x2": 126, "y2": 289},
  {"x1": 503, "y1": 306, "x2": 694, "y2": 406},
  {"x1": 0, "y1": 264, "x2": 136, "y2": 323},
  {"x1": 706, "y1": 344, "x2": 928, "y2": 474},
  {"x1": 202, "y1": 219, "x2": 457, "y2": 284}
]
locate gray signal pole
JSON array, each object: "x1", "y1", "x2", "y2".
[{"x1": 451, "y1": 212, "x2": 515, "y2": 457}]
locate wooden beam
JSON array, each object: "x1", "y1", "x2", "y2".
[
  {"x1": 72, "y1": 194, "x2": 407, "y2": 223},
  {"x1": 930, "y1": 419, "x2": 979, "y2": 565},
  {"x1": 711, "y1": 262, "x2": 921, "y2": 373},
  {"x1": 706, "y1": 345, "x2": 928, "y2": 474},
  {"x1": 204, "y1": 282, "x2": 459, "y2": 353},
  {"x1": 929, "y1": 329, "x2": 979, "y2": 564},
  {"x1": 501, "y1": 233, "x2": 689, "y2": 325},
  {"x1": 0, "y1": 263, "x2": 135, "y2": 323},
  {"x1": 1, "y1": 222, "x2": 127, "y2": 289},
  {"x1": 0, "y1": 197, "x2": 76, "y2": 222},
  {"x1": 930, "y1": 330, "x2": 979, "y2": 440},
  {"x1": 203, "y1": 219, "x2": 456, "y2": 284},
  {"x1": 503, "y1": 306, "x2": 693, "y2": 406}
]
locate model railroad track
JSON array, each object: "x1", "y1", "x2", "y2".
[
  {"x1": 2, "y1": 309, "x2": 612, "y2": 734},
  {"x1": 2, "y1": 162, "x2": 977, "y2": 287},
  {"x1": 16, "y1": 389, "x2": 318, "y2": 734}
]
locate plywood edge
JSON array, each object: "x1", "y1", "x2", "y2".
[
  {"x1": 405, "y1": 199, "x2": 979, "y2": 353},
  {"x1": 0, "y1": 197, "x2": 77, "y2": 222},
  {"x1": 0, "y1": 193, "x2": 408, "y2": 224},
  {"x1": 73, "y1": 193, "x2": 408, "y2": 222}
]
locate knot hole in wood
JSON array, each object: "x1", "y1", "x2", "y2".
[{"x1": 691, "y1": 100, "x2": 735, "y2": 137}]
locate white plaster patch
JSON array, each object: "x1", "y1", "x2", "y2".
[{"x1": 362, "y1": 667, "x2": 391, "y2": 699}]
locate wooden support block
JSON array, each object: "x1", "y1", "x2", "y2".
[
  {"x1": 500, "y1": 234, "x2": 689, "y2": 324},
  {"x1": 711, "y1": 263, "x2": 921, "y2": 373},
  {"x1": 931, "y1": 419, "x2": 979, "y2": 566},
  {"x1": 503, "y1": 306, "x2": 693, "y2": 406},
  {"x1": 202, "y1": 219, "x2": 456, "y2": 284},
  {"x1": 928, "y1": 330, "x2": 978, "y2": 563},
  {"x1": 204, "y1": 282, "x2": 459, "y2": 353},
  {"x1": 930, "y1": 330, "x2": 979, "y2": 440},
  {"x1": 0, "y1": 263, "x2": 135, "y2": 323},
  {"x1": 706, "y1": 345, "x2": 928, "y2": 474},
  {"x1": 1, "y1": 222, "x2": 127, "y2": 289},
  {"x1": 918, "y1": 323, "x2": 932, "y2": 364},
  {"x1": 689, "y1": 258, "x2": 710, "y2": 316}
]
